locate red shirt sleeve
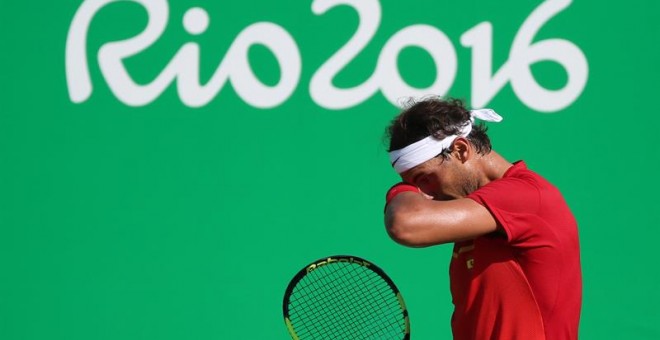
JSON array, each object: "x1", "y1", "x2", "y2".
[{"x1": 467, "y1": 173, "x2": 545, "y2": 246}]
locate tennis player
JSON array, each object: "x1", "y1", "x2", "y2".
[{"x1": 384, "y1": 98, "x2": 582, "y2": 340}]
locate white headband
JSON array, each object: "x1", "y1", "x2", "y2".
[{"x1": 389, "y1": 109, "x2": 503, "y2": 173}]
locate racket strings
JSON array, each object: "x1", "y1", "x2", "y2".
[
  {"x1": 287, "y1": 261, "x2": 406, "y2": 339},
  {"x1": 291, "y1": 264, "x2": 378, "y2": 338},
  {"x1": 305, "y1": 267, "x2": 403, "y2": 339},
  {"x1": 292, "y1": 266, "x2": 388, "y2": 322},
  {"x1": 296, "y1": 270, "x2": 395, "y2": 339},
  {"x1": 294, "y1": 271, "x2": 360, "y2": 338},
  {"x1": 359, "y1": 283, "x2": 406, "y2": 339},
  {"x1": 293, "y1": 277, "x2": 381, "y2": 338}
]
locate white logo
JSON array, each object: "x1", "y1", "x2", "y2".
[{"x1": 66, "y1": 0, "x2": 587, "y2": 112}]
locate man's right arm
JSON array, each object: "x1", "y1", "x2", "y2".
[{"x1": 385, "y1": 191, "x2": 500, "y2": 247}]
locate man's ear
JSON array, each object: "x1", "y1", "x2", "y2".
[{"x1": 451, "y1": 137, "x2": 471, "y2": 163}]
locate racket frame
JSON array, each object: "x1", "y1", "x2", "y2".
[{"x1": 282, "y1": 255, "x2": 410, "y2": 339}]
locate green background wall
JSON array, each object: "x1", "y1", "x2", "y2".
[{"x1": 1, "y1": 0, "x2": 659, "y2": 338}]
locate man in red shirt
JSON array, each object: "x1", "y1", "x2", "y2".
[{"x1": 384, "y1": 98, "x2": 582, "y2": 339}]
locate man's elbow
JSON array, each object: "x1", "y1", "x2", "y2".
[
  {"x1": 387, "y1": 227, "x2": 425, "y2": 247},
  {"x1": 385, "y1": 210, "x2": 429, "y2": 248}
]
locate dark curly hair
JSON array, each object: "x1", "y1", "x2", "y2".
[{"x1": 386, "y1": 97, "x2": 492, "y2": 158}]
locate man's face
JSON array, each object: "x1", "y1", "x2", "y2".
[{"x1": 401, "y1": 154, "x2": 477, "y2": 200}]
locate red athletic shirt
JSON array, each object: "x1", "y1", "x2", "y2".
[{"x1": 450, "y1": 161, "x2": 582, "y2": 340}]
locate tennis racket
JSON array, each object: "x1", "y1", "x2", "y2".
[{"x1": 282, "y1": 255, "x2": 410, "y2": 339}]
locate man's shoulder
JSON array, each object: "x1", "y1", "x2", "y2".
[{"x1": 504, "y1": 161, "x2": 555, "y2": 188}]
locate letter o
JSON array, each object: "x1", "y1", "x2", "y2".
[
  {"x1": 377, "y1": 25, "x2": 457, "y2": 106},
  {"x1": 227, "y1": 22, "x2": 302, "y2": 108}
]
